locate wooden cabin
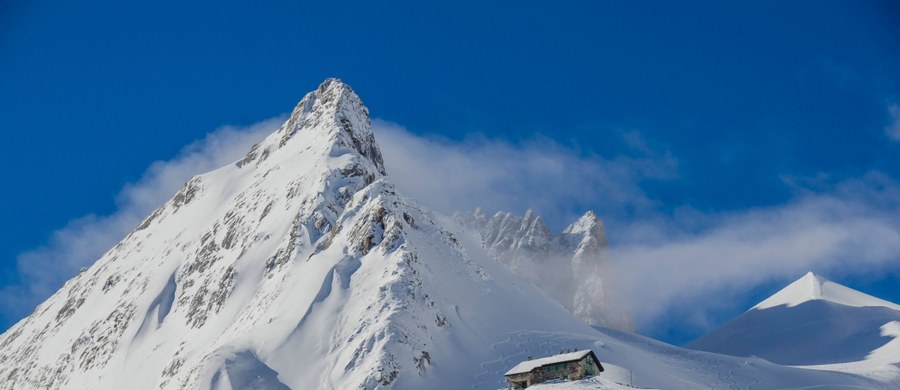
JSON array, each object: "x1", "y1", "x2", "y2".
[{"x1": 504, "y1": 349, "x2": 604, "y2": 389}]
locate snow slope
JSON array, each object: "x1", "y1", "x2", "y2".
[
  {"x1": 480, "y1": 325, "x2": 894, "y2": 390},
  {"x1": 531, "y1": 376, "x2": 647, "y2": 390},
  {"x1": 691, "y1": 272, "x2": 900, "y2": 380},
  {"x1": 0, "y1": 80, "x2": 897, "y2": 390}
]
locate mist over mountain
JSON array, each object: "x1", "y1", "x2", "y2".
[{"x1": 455, "y1": 209, "x2": 633, "y2": 331}]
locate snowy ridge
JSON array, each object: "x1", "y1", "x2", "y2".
[{"x1": 754, "y1": 271, "x2": 900, "y2": 311}]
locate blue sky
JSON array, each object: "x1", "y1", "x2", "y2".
[{"x1": 2, "y1": 0, "x2": 899, "y2": 344}]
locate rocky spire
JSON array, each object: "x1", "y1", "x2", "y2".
[{"x1": 242, "y1": 78, "x2": 386, "y2": 175}]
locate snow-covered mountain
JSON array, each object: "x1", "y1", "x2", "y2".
[
  {"x1": 455, "y1": 209, "x2": 633, "y2": 331},
  {"x1": 1, "y1": 79, "x2": 898, "y2": 390},
  {"x1": 690, "y1": 272, "x2": 900, "y2": 379},
  {"x1": 0, "y1": 79, "x2": 601, "y2": 389}
]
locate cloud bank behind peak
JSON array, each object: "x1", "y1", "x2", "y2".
[{"x1": 3, "y1": 115, "x2": 899, "y2": 344}]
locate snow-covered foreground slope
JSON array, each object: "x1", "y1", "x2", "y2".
[
  {"x1": 0, "y1": 80, "x2": 897, "y2": 390},
  {"x1": 531, "y1": 376, "x2": 645, "y2": 389},
  {"x1": 480, "y1": 325, "x2": 894, "y2": 389},
  {"x1": 691, "y1": 272, "x2": 900, "y2": 382}
]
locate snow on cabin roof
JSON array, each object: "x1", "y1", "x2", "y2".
[{"x1": 505, "y1": 350, "x2": 594, "y2": 376}]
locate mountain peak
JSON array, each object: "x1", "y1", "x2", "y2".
[
  {"x1": 0, "y1": 79, "x2": 606, "y2": 390},
  {"x1": 317, "y1": 77, "x2": 348, "y2": 92},
  {"x1": 753, "y1": 272, "x2": 900, "y2": 311},
  {"x1": 242, "y1": 78, "x2": 386, "y2": 175},
  {"x1": 800, "y1": 271, "x2": 826, "y2": 290},
  {"x1": 563, "y1": 211, "x2": 601, "y2": 233},
  {"x1": 693, "y1": 271, "x2": 900, "y2": 367},
  {"x1": 562, "y1": 211, "x2": 606, "y2": 250}
]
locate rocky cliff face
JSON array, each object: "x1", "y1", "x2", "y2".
[
  {"x1": 0, "y1": 79, "x2": 599, "y2": 390},
  {"x1": 456, "y1": 209, "x2": 633, "y2": 331}
]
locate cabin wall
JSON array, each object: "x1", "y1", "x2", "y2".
[
  {"x1": 506, "y1": 372, "x2": 531, "y2": 389},
  {"x1": 546, "y1": 358, "x2": 595, "y2": 381},
  {"x1": 581, "y1": 357, "x2": 601, "y2": 377}
]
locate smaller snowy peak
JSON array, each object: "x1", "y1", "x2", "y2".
[
  {"x1": 562, "y1": 210, "x2": 607, "y2": 255},
  {"x1": 753, "y1": 272, "x2": 900, "y2": 311},
  {"x1": 693, "y1": 272, "x2": 900, "y2": 367},
  {"x1": 562, "y1": 212, "x2": 603, "y2": 245},
  {"x1": 563, "y1": 210, "x2": 603, "y2": 236}
]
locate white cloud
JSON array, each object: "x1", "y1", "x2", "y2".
[
  {"x1": 373, "y1": 120, "x2": 677, "y2": 229},
  {"x1": 373, "y1": 120, "x2": 900, "y2": 335},
  {"x1": 886, "y1": 103, "x2": 900, "y2": 142},
  {"x1": 612, "y1": 173, "x2": 900, "y2": 330},
  {"x1": 5, "y1": 113, "x2": 900, "y2": 343},
  {"x1": 0, "y1": 117, "x2": 282, "y2": 324},
  {"x1": 0, "y1": 117, "x2": 680, "y2": 325}
]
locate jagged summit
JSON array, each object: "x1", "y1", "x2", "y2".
[
  {"x1": 241, "y1": 77, "x2": 385, "y2": 175},
  {"x1": 563, "y1": 211, "x2": 603, "y2": 237},
  {"x1": 562, "y1": 210, "x2": 607, "y2": 259},
  {"x1": 753, "y1": 272, "x2": 900, "y2": 311}
]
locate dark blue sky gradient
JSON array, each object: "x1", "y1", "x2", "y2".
[{"x1": 2, "y1": 0, "x2": 899, "y2": 342}]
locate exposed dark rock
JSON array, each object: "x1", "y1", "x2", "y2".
[{"x1": 171, "y1": 178, "x2": 202, "y2": 212}]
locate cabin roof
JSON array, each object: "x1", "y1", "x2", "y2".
[{"x1": 504, "y1": 349, "x2": 600, "y2": 376}]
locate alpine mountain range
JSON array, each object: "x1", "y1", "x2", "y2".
[{"x1": 1, "y1": 79, "x2": 898, "y2": 390}]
